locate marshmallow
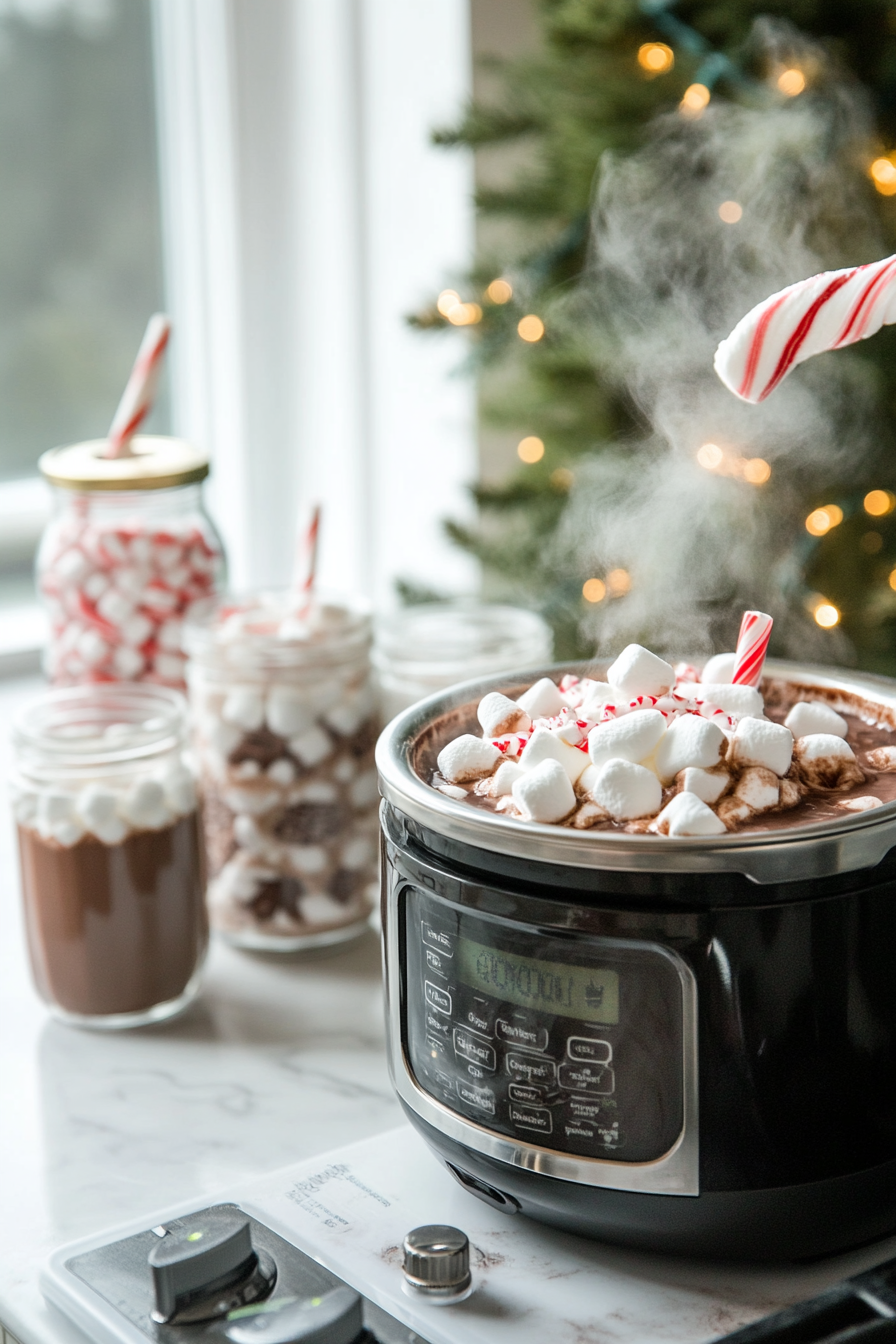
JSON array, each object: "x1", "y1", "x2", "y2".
[
  {"x1": 493, "y1": 760, "x2": 523, "y2": 795},
  {"x1": 779, "y1": 778, "x2": 802, "y2": 809},
  {"x1": 234, "y1": 760, "x2": 261, "y2": 780},
  {"x1": 76, "y1": 785, "x2": 118, "y2": 831},
  {"x1": 784, "y1": 701, "x2": 848, "y2": 740},
  {"x1": 267, "y1": 758, "x2": 296, "y2": 785},
  {"x1": 437, "y1": 734, "x2": 502, "y2": 784},
  {"x1": 207, "y1": 719, "x2": 242, "y2": 756},
  {"x1": 96, "y1": 588, "x2": 134, "y2": 625},
  {"x1": 342, "y1": 835, "x2": 374, "y2": 869},
  {"x1": 478, "y1": 692, "x2": 531, "y2": 737},
  {"x1": 288, "y1": 725, "x2": 333, "y2": 768},
  {"x1": 516, "y1": 677, "x2": 565, "y2": 720},
  {"x1": 222, "y1": 688, "x2": 266, "y2": 732},
  {"x1": 113, "y1": 645, "x2": 144, "y2": 678},
  {"x1": 679, "y1": 767, "x2": 729, "y2": 805},
  {"x1": 350, "y1": 770, "x2": 379, "y2": 808},
  {"x1": 586, "y1": 758, "x2": 662, "y2": 821},
  {"x1": 866, "y1": 745, "x2": 896, "y2": 772},
  {"x1": 437, "y1": 783, "x2": 468, "y2": 799},
  {"x1": 120, "y1": 613, "x2": 154, "y2": 647},
  {"x1": 793, "y1": 734, "x2": 863, "y2": 790},
  {"x1": 157, "y1": 762, "x2": 197, "y2": 814},
  {"x1": 838, "y1": 796, "x2": 883, "y2": 811},
  {"x1": 733, "y1": 767, "x2": 780, "y2": 812},
  {"x1": 606, "y1": 645, "x2": 674, "y2": 699},
  {"x1": 730, "y1": 717, "x2": 793, "y2": 776},
  {"x1": 50, "y1": 817, "x2": 87, "y2": 847},
  {"x1": 158, "y1": 619, "x2": 184, "y2": 651},
  {"x1": 697, "y1": 683, "x2": 764, "y2": 719},
  {"x1": 266, "y1": 688, "x2": 312, "y2": 737},
  {"x1": 700, "y1": 652, "x2": 737, "y2": 684},
  {"x1": 289, "y1": 845, "x2": 328, "y2": 875},
  {"x1": 37, "y1": 791, "x2": 75, "y2": 837},
  {"x1": 92, "y1": 816, "x2": 128, "y2": 845},
  {"x1": 650, "y1": 791, "x2": 726, "y2": 836},
  {"x1": 324, "y1": 702, "x2": 370, "y2": 737},
  {"x1": 511, "y1": 758, "x2": 577, "y2": 823},
  {"x1": 224, "y1": 787, "x2": 280, "y2": 815},
  {"x1": 301, "y1": 893, "x2": 351, "y2": 924},
  {"x1": 588, "y1": 709, "x2": 666, "y2": 767},
  {"x1": 521, "y1": 726, "x2": 590, "y2": 784},
  {"x1": 121, "y1": 778, "x2": 170, "y2": 829},
  {"x1": 299, "y1": 781, "x2": 338, "y2": 803},
  {"x1": 654, "y1": 715, "x2": 726, "y2": 783}
]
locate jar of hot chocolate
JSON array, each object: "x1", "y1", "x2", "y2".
[
  {"x1": 185, "y1": 592, "x2": 378, "y2": 950},
  {"x1": 10, "y1": 683, "x2": 208, "y2": 1029},
  {"x1": 37, "y1": 436, "x2": 226, "y2": 689}
]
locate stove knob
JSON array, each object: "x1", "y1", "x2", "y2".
[
  {"x1": 225, "y1": 1287, "x2": 364, "y2": 1344},
  {"x1": 402, "y1": 1225, "x2": 471, "y2": 1299},
  {"x1": 149, "y1": 1209, "x2": 274, "y2": 1324}
]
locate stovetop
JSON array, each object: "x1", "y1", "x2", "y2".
[{"x1": 40, "y1": 1126, "x2": 896, "y2": 1344}]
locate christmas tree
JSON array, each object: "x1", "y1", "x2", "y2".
[{"x1": 415, "y1": 0, "x2": 896, "y2": 671}]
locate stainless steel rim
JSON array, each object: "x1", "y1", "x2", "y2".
[{"x1": 374, "y1": 658, "x2": 896, "y2": 885}]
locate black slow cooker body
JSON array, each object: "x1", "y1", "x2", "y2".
[{"x1": 381, "y1": 801, "x2": 896, "y2": 1260}]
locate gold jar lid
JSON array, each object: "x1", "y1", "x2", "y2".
[{"x1": 38, "y1": 436, "x2": 210, "y2": 492}]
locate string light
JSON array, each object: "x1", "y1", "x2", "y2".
[
  {"x1": 437, "y1": 289, "x2": 460, "y2": 317},
  {"x1": 697, "y1": 442, "x2": 723, "y2": 469},
  {"x1": 862, "y1": 531, "x2": 884, "y2": 554},
  {"x1": 582, "y1": 578, "x2": 607, "y2": 603},
  {"x1": 607, "y1": 568, "x2": 632, "y2": 597},
  {"x1": 814, "y1": 602, "x2": 840, "y2": 629},
  {"x1": 518, "y1": 435, "x2": 545, "y2": 463},
  {"x1": 805, "y1": 505, "x2": 844, "y2": 536},
  {"x1": 696, "y1": 443, "x2": 770, "y2": 484},
  {"x1": 638, "y1": 42, "x2": 674, "y2": 76},
  {"x1": 486, "y1": 278, "x2": 513, "y2": 304},
  {"x1": 437, "y1": 291, "x2": 482, "y2": 325},
  {"x1": 551, "y1": 467, "x2": 573, "y2": 490},
  {"x1": 865, "y1": 489, "x2": 896, "y2": 516},
  {"x1": 742, "y1": 458, "x2": 771, "y2": 484},
  {"x1": 870, "y1": 158, "x2": 896, "y2": 196},
  {"x1": 518, "y1": 314, "x2": 545, "y2": 342},
  {"x1": 680, "y1": 84, "x2": 710, "y2": 118},
  {"x1": 718, "y1": 201, "x2": 743, "y2": 224},
  {"x1": 777, "y1": 68, "x2": 806, "y2": 96},
  {"x1": 889, "y1": 568, "x2": 896, "y2": 592}
]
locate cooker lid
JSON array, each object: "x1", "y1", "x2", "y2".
[{"x1": 375, "y1": 660, "x2": 896, "y2": 885}]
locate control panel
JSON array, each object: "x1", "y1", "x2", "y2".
[{"x1": 403, "y1": 887, "x2": 686, "y2": 1164}]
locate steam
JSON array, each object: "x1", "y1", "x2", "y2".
[{"x1": 557, "y1": 20, "x2": 887, "y2": 661}]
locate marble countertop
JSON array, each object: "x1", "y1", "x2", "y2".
[{"x1": 0, "y1": 675, "x2": 403, "y2": 1344}]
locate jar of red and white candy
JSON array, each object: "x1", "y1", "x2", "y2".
[
  {"x1": 37, "y1": 436, "x2": 225, "y2": 689},
  {"x1": 185, "y1": 592, "x2": 379, "y2": 951}
]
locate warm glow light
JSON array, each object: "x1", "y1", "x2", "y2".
[
  {"x1": 517, "y1": 435, "x2": 545, "y2": 464},
  {"x1": 551, "y1": 467, "x2": 573, "y2": 490},
  {"x1": 718, "y1": 200, "x2": 743, "y2": 224},
  {"x1": 583, "y1": 578, "x2": 607, "y2": 603},
  {"x1": 486, "y1": 277, "x2": 513, "y2": 304},
  {"x1": 889, "y1": 567, "x2": 896, "y2": 592},
  {"x1": 870, "y1": 158, "x2": 896, "y2": 196},
  {"x1": 680, "y1": 83, "x2": 710, "y2": 117},
  {"x1": 697, "y1": 442, "x2": 724, "y2": 469},
  {"x1": 805, "y1": 505, "x2": 844, "y2": 536},
  {"x1": 865, "y1": 489, "x2": 896, "y2": 516},
  {"x1": 437, "y1": 289, "x2": 460, "y2": 317},
  {"x1": 742, "y1": 458, "x2": 771, "y2": 484},
  {"x1": 777, "y1": 68, "x2": 806, "y2": 96},
  {"x1": 518, "y1": 314, "x2": 545, "y2": 342},
  {"x1": 863, "y1": 531, "x2": 884, "y2": 554},
  {"x1": 446, "y1": 301, "x2": 482, "y2": 326},
  {"x1": 814, "y1": 603, "x2": 840, "y2": 629},
  {"x1": 638, "y1": 42, "x2": 674, "y2": 76},
  {"x1": 607, "y1": 568, "x2": 632, "y2": 597}
]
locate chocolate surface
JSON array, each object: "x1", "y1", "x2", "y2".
[
  {"x1": 17, "y1": 814, "x2": 207, "y2": 1016},
  {"x1": 417, "y1": 675, "x2": 896, "y2": 837}
]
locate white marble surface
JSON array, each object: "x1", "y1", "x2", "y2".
[{"x1": 0, "y1": 675, "x2": 403, "y2": 1344}]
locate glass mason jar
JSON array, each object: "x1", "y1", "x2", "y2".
[
  {"x1": 37, "y1": 436, "x2": 226, "y2": 690},
  {"x1": 10, "y1": 683, "x2": 208, "y2": 1029},
  {"x1": 185, "y1": 592, "x2": 379, "y2": 951},
  {"x1": 373, "y1": 602, "x2": 554, "y2": 722}
]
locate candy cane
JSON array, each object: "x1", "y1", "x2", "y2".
[
  {"x1": 296, "y1": 504, "x2": 321, "y2": 613},
  {"x1": 731, "y1": 610, "x2": 773, "y2": 687},
  {"x1": 106, "y1": 313, "x2": 172, "y2": 458},
  {"x1": 714, "y1": 253, "x2": 896, "y2": 403}
]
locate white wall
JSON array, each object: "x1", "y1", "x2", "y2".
[{"x1": 152, "y1": 0, "x2": 477, "y2": 607}]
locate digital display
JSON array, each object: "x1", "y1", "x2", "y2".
[{"x1": 458, "y1": 937, "x2": 619, "y2": 1024}]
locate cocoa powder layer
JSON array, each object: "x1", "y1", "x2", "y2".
[
  {"x1": 18, "y1": 813, "x2": 207, "y2": 1016},
  {"x1": 416, "y1": 676, "x2": 896, "y2": 837}
]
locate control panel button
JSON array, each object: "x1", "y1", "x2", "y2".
[
  {"x1": 425, "y1": 981, "x2": 452, "y2": 1015},
  {"x1": 422, "y1": 922, "x2": 454, "y2": 955},
  {"x1": 508, "y1": 1082, "x2": 544, "y2": 1105},
  {"x1": 453, "y1": 1027, "x2": 496, "y2": 1072},
  {"x1": 567, "y1": 1036, "x2": 612, "y2": 1064},
  {"x1": 426, "y1": 1010, "x2": 450, "y2": 1039},
  {"x1": 465, "y1": 1000, "x2": 492, "y2": 1036},
  {"x1": 566, "y1": 1095, "x2": 604, "y2": 1122},
  {"x1": 506, "y1": 1053, "x2": 557, "y2": 1086},
  {"x1": 558, "y1": 1062, "x2": 615, "y2": 1095},
  {"x1": 496, "y1": 1017, "x2": 549, "y2": 1052},
  {"x1": 425, "y1": 947, "x2": 451, "y2": 976},
  {"x1": 509, "y1": 1103, "x2": 553, "y2": 1136},
  {"x1": 456, "y1": 1080, "x2": 495, "y2": 1115}
]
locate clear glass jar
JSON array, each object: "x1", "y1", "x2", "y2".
[
  {"x1": 10, "y1": 683, "x2": 208, "y2": 1029},
  {"x1": 185, "y1": 592, "x2": 378, "y2": 951},
  {"x1": 37, "y1": 436, "x2": 226, "y2": 689},
  {"x1": 373, "y1": 602, "x2": 554, "y2": 721}
]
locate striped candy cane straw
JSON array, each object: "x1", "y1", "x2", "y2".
[
  {"x1": 731, "y1": 610, "x2": 773, "y2": 687},
  {"x1": 714, "y1": 252, "x2": 896, "y2": 403},
  {"x1": 105, "y1": 312, "x2": 172, "y2": 458},
  {"x1": 297, "y1": 503, "x2": 321, "y2": 613}
]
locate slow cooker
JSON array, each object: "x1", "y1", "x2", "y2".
[{"x1": 375, "y1": 660, "x2": 896, "y2": 1261}]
